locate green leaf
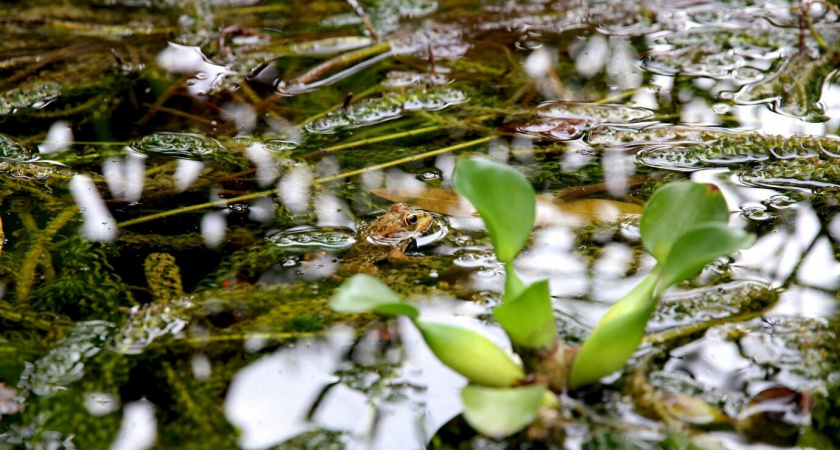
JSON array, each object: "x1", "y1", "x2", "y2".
[
  {"x1": 453, "y1": 158, "x2": 536, "y2": 264},
  {"x1": 329, "y1": 274, "x2": 419, "y2": 319},
  {"x1": 493, "y1": 280, "x2": 556, "y2": 349},
  {"x1": 415, "y1": 320, "x2": 524, "y2": 387},
  {"x1": 568, "y1": 274, "x2": 658, "y2": 388},
  {"x1": 461, "y1": 384, "x2": 547, "y2": 438},
  {"x1": 640, "y1": 182, "x2": 729, "y2": 262},
  {"x1": 657, "y1": 223, "x2": 755, "y2": 293}
]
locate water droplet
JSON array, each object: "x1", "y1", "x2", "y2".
[{"x1": 415, "y1": 167, "x2": 442, "y2": 181}]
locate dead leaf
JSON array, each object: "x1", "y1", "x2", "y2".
[
  {"x1": 0, "y1": 383, "x2": 19, "y2": 416},
  {"x1": 540, "y1": 198, "x2": 644, "y2": 226},
  {"x1": 372, "y1": 187, "x2": 643, "y2": 227},
  {"x1": 554, "y1": 177, "x2": 647, "y2": 202},
  {"x1": 503, "y1": 117, "x2": 598, "y2": 141},
  {"x1": 370, "y1": 187, "x2": 476, "y2": 216}
]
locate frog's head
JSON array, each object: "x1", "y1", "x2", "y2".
[
  {"x1": 369, "y1": 203, "x2": 436, "y2": 243},
  {"x1": 399, "y1": 208, "x2": 434, "y2": 235}
]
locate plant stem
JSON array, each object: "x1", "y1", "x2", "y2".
[
  {"x1": 118, "y1": 135, "x2": 494, "y2": 227},
  {"x1": 313, "y1": 136, "x2": 494, "y2": 184},
  {"x1": 289, "y1": 42, "x2": 392, "y2": 87},
  {"x1": 298, "y1": 124, "x2": 443, "y2": 159}
]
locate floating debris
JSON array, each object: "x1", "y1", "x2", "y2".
[
  {"x1": 289, "y1": 36, "x2": 375, "y2": 55},
  {"x1": 505, "y1": 117, "x2": 597, "y2": 141}
]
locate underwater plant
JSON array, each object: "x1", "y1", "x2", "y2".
[{"x1": 330, "y1": 158, "x2": 755, "y2": 437}]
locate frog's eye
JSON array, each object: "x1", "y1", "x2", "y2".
[{"x1": 405, "y1": 214, "x2": 418, "y2": 226}]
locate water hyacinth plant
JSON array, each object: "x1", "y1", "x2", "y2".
[{"x1": 329, "y1": 158, "x2": 755, "y2": 437}]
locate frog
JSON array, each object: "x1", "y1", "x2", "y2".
[{"x1": 339, "y1": 203, "x2": 435, "y2": 276}]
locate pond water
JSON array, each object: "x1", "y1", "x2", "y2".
[{"x1": 0, "y1": 0, "x2": 839, "y2": 448}]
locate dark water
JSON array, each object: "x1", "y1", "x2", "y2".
[{"x1": 0, "y1": 0, "x2": 838, "y2": 448}]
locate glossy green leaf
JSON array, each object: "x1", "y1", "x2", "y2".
[
  {"x1": 415, "y1": 320, "x2": 524, "y2": 387},
  {"x1": 640, "y1": 182, "x2": 729, "y2": 262},
  {"x1": 568, "y1": 274, "x2": 658, "y2": 388},
  {"x1": 493, "y1": 280, "x2": 556, "y2": 349},
  {"x1": 453, "y1": 158, "x2": 536, "y2": 264},
  {"x1": 461, "y1": 384, "x2": 547, "y2": 438},
  {"x1": 657, "y1": 223, "x2": 755, "y2": 294},
  {"x1": 329, "y1": 274, "x2": 419, "y2": 319}
]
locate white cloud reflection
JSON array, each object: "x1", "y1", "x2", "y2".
[
  {"x1": 244, "y1": 142, "x2": 280, "y2": 187},
  {"x1": 110, "y1": 399, "x2": 157, "y2": 450},
  {"x1": 38, "y1": 121, "x2": 73, "y2": 155},
  {"x1": 156, "y1": 43, "x2": 234, "y2": 96},
  {"x1": 69, "y1": 174, "x2": 118, "y2": 242},
  {"x1": 102, "y1": 152, "x2": 146, "y2": 203},
  {"x1": 201, "y1": 211, "x2": 227, "y2": 248},
  {"x1": 277, "y1": 163, "x2": 313, "y2": 215},
  {"x1": 174, "y1": 159, "x2": 206, "y2": 192}
]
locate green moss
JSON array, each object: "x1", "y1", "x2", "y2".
[
  {"x1": 144, "y1": 252, "x2": 185, "y2": 301},
  {"x1": 35, "y1": 239, "x2": 134, "y2": 321}
]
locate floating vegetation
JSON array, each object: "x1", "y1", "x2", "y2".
[
  {"x1": 265, "y1": 227, "x2": 355, "y2": 252},
  {"x1": 538, "y1": 102, "x2": 654, "y2": 123},
  {"x1": 18, "y1": 321, "x2": 115, "y2": 397},
  {"x1": 586, "y1": 124, "x2": 723, "y2": 147},
  {"x1": 0, "y1": 83, "x2": 60, "y2": 116},
  {"x1": 736, "y1": 49, "x2": 839, "y2": 122},
  {"x1": 129, "y1": 132, "x2": 225, "y2": 160},
  {"x1": 637, "y1": 133, "x2": 840, "y2": 170},
  {"x1": 381, "y1": 70, "x2": 450, "y2": 88},
  {"x1": 0, "y1": 134, "x2": 36, "y2": 161},
  {"x1": 305, "y1": 88, "x2": 468, "y2": 134},
  {"x1": 642, "y1": 24, "x2": 794, "y2": 81},
  {"x1": 741, "y1": 158, "x2": 840, "y2": 189}
]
